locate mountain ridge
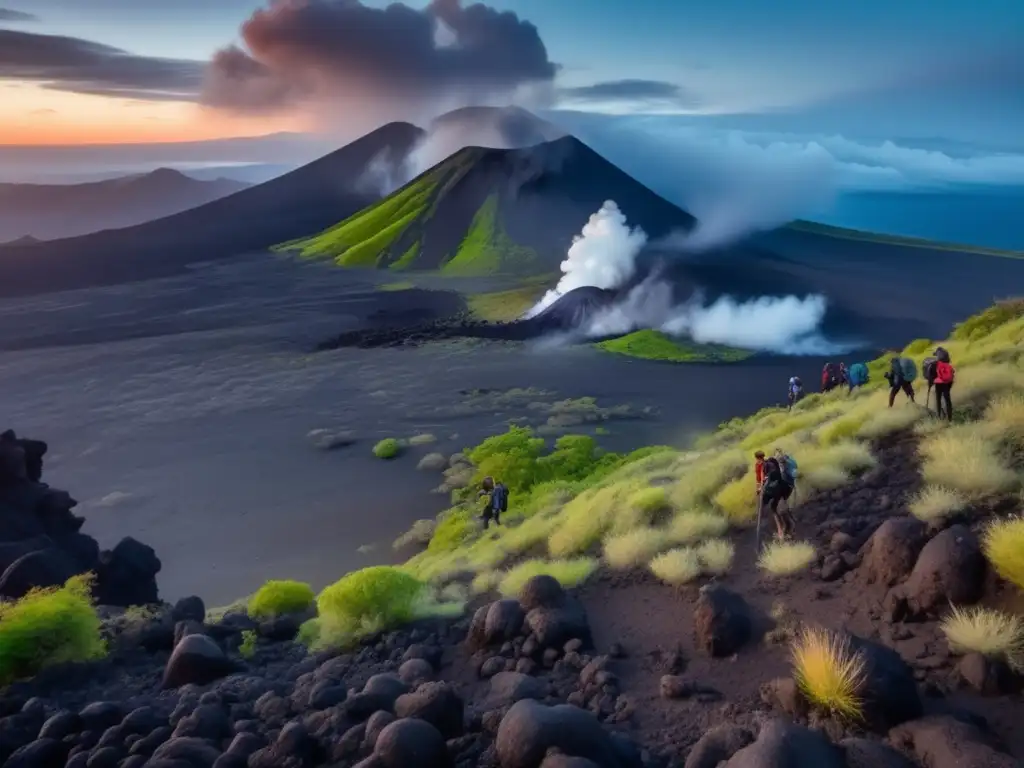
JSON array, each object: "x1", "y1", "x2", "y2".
[{"x1": 0, "y1": 169, "x2": 250, "y2": 242}]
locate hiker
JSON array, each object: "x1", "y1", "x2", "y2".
[
  {"x1": 933, "y1": 347, "x2": 956, "y2": 421},
  {"x1": 838, "y1": 363, "x2": 849, "y2": 388},
  {"x1": 478, "y1": 476, "x2": 508, "y2": 529},
  {"x1": 787, "y1": 377, "x2": 804, "y2": 410},
  {"x1": 754, "y1": 450, "x2": 766, "y2": 493},
  {"x1": 847, "y1": 361, "x2": 869, "y2": 393},
  {"x1": 821, "y1": 362, "x2": 837, "y2": 393},
  {"x1": 761, "y1": 453, "x2": 796, "y2": 540},
  {"x1": 883, "y1": 356, "x2": 916, "y2": 407}
]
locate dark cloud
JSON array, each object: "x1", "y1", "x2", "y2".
[
  {"x1": 559, "y1": 79, "x2": 698, "y2": 107},
  {"x1": 0, "y1": 28, "x2": 203, "y2": 100},
  {"x1": 0, "y1": 8, "x2": 37, "y2": 22},
  {"x1": 202, "y1": 0, "x2": 558, "y2": 119}
]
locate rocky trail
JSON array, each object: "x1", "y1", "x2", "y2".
[{"x1": 1, "y1": 428, "x2": 1023, "y2": 768}]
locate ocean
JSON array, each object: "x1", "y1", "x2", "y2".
[{"x1": 812, "y1": 187, "x2": 1024, "y2": 252}]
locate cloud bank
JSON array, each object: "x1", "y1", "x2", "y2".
[
  {"x1": 202, "y1": 0, "x2": 558, "y2": 132},
  {"x1": 0, "y1": 8, "x2": 36, "y2": 22},
  {"x1": 0, "y1": 28, "x2": 202, "y2": 100},
  {"x1": 529, "y1": 200, "x2": 839, "y2": 355}
]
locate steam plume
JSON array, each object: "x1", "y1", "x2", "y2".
[
  {"x1": 531, "y1": 199, "x2": 841, "y2": 354},
  {"x1": 526, "y1": 200, "x2": 646, "y2": 317}
]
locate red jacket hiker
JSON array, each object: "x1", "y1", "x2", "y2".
[
  {"x1": 754, "y1": 452, "x2": 766, "y2": 491},
  {"x1": 935, "y1": 361, "x2": 955, "y2": 385}
]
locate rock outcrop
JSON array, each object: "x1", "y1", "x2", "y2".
[{"x1": 0, "y1": 430, "x2": 161, "y2": 606}]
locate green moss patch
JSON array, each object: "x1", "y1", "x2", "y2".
[{"x1": 596, "y1": 330, "x2": 753, "y2": 363}]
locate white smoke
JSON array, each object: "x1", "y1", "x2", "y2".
[
  {"x1": 530, "y1": 199, "x2": 842, "y2": 354},
  {"x1": 525, "y1": 201, "x2": 647, "y2": 317}
]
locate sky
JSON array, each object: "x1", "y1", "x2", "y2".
[{"x1": 1, "y1": 0, "x2": 1022, "y2": 147}]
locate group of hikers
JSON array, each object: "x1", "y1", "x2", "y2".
[
  {"x1": 786, "y1": 346, "x2": 957, "y2": 421},
  {"x1": 476, "y1": 346, "x2": 958, "y2": 539}
]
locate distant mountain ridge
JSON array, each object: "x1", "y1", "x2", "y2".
[
  {"x1": 0, "y1": 122, "x2": 424, "y2": 298},
  {"x1": 0, "y1": 169, "x2": 250, "y2": 242}
]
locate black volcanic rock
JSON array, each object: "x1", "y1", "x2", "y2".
[
  {"x1": 522, "y1": 287, "x2": 619, "y2": 334},
  {"x1": 0, "y1": 429, "x2": 161, "y2": 606}
]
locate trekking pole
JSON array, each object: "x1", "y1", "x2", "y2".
[{"x1": 754, "y1": 491, "x2": 764, "y2": 554}]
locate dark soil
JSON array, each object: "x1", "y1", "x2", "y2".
[{"x1": 5, "y1": 428, "x2": 1024, "y2": 768}]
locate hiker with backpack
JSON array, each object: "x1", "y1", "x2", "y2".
[
  {"x1": 821, "y1": 362, "x2": 841, "y2": 393},
  {"x1": 846, "y1": 362, "x2": 869, "y2": 394},
  {"x1": 478, "y1": 476, "x2": 508, "y2": 529},
  {"x1": 787, "y1": 377, "x2": 804, "y2": 410},
  {"x1": 933, "y1": 347, "x2": 956, "y2": 421},
  {"x1": 884, "y1": 356, "x2": 917, "y2": 407},
  {"x1": 761, "y1": 451, "x2": 797, "y2": 540}
]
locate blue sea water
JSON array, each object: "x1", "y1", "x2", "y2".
[{"x1": 811, "y1": 187, "x2": 1024, "y2": 251}]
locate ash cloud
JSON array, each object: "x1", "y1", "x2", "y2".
[{"x1": 202, "y1": 0, "x2": 558, "y2": 131}]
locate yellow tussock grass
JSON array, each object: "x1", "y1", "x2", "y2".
[
  {"x1": 668, "y1": 510, "x2": 729, "y2": 544},
  {"x1": 603, "y1": 527, "x2": 671, "y2": 569},
  {"x1": 695, "y1": 538, "x2": 735, "y2": 575},
  {"x1": 497, "y1": 557, "x2": 598, "y2": 597},
  {"x1": 908, "y1": 486, "x2": 968, "y2": 523},
  {"x1": 759, "y1": 541, "x2": 816, "y2": 576},
  {"x1": 791, "y1": 627, "x2": 866, "y2": 720},
  {"x1": 649, "y1": 547, "x2": 702, "y2": 585},
  {"x1": 982, "y1": 515, "x2": 1024, "y2": 591},
  {"x1": 940, "y1": 606, "x2": 1024, "y2": 671},
  {"x1": 921, "y1": 429, "x2": 1018, "y2": 497}
]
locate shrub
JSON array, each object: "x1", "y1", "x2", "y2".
[
  {"x1": 984, "y1": 391, "x2": 1024, "y2": 444},
  {"x1": 373, "y1": 438, "x2": 401, "y2": 459},
  {"x1": 818, "y1": 411, "x2": 870, "y2": 445},
  {"x1": 407, "y1": 433, "x2": 437, "y2": 445},
  {"x1": 315, "y1": 566, "x2": 426, "y2": 646},
  {"x1": 427, "y1": 508, "x2": 477, "y2": 553},
  {"x1": 797, "y1": 441, "x2": 876, "y2": 492},
  {"x1": 791, "y1": 627, "x2": 866, "y2": 720},
  {"x1": 921, "y1": 429, "x2": 1018, "y2": 497},
  {"x1": 649, "y1": 547, "x2": 702, "y2": 585},
  {"x1": 696, "y1": 538, "x2": 735, "y2": 575},
  {"x1": 952, "y1": 298, "x2": 1024, "y2": 342},
  {"x1": 603, "y1": 527, "x2": 670, "y2": 569},
  {"x1": 497, "y1": 557, "x2": 597, "y2": 597},
  {"x1": 393, "y1": 519, "x2": 436, "y2": 550},
  {"x1": 982, "y1": 515, "x2": 1024, "y2": 591},
  {"x1": 940, "y1": 606, "x2": 1024, "y2": 671},
  {"x1": 628, "y1": 487, "x2": 671, "y2": 522},
  {"x1": 909, "y1": 486, "x2": 967, "y2": 523},
  {"x1": 668, "y1": 510, "x2": 729, "y2": 544},
  {"x1": 239, "y1": 630, "x2": 257, "y2": 659},
  {"x1": 547, "y1": 481, "x2": 638, "y2": 557},
  {"x1": 712, "y1": 475, "x2": 759, "y2": 525},
  {"x1": 670, "y1": 451, "x2": 747, "y2": 510},
  {"x1": 0, "y1": 574, "x2": 106, "y2": 685},
  {"x1": 247, "y1": 580, "x2": 315, "y2": 619},
  {"x1": 758, "y1": 541, "x2": 816, "y2": 576}
]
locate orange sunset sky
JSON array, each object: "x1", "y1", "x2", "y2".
[{"x1": 0, "y1": 83, "x2": 303, "y2": 146}]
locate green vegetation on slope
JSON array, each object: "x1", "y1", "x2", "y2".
[
  {"x1": 465, "y1": 274, "x2": 556, "y2": 321},
  {"x1": 276, "y1": 171, "x2": 439, "y2": 265},
  {"x1": 596, "y1": 329, "x2": 753, "y2": 363},
  {"x1": 441, "y1": 194, "x2": 538, "y2": 276}
]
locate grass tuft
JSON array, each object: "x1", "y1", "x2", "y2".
[
  {"x1": 373, "y1": 438, "x2": 402, "y2": 459},
  {"x1": 0, "y1": 574, "x2": 106, "y2": 684},
  {"x1": 695, "y1": 538, "x2": 735, "y2": 575},
  {"x1": 940, "y1": 605, "x2": 1024, "y2": 671},
  {"x1": 921, "y1": 428, "x2": 1018, "y2": 497},
  {"x1": 758, "y1": 541, "x2": 816, "y2": 576},
  {"x1": 497, "y1": 557, "x2": 598, "y2": 597},
  {"x1": 908, "y1": 486, "x2": 968, "y2": 523},
  {"x1": 247, "y1": 580, "x2": 315, "y2": 619},
  {"x1": 603, "y1": 527, "x2": 670, "y2": 569},
  {"x1": 982, "y1": 515, "x2": 1024, "y2": 591},
  {"x1": 791, "y1": 627, "x2": 866, "y2": 720},
  {"x1": 649, "y1": 547, "x2": 703, "y2": 585},
  {"x1": 668, "y1": 510, "x2": 730, "y2": 544}
]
